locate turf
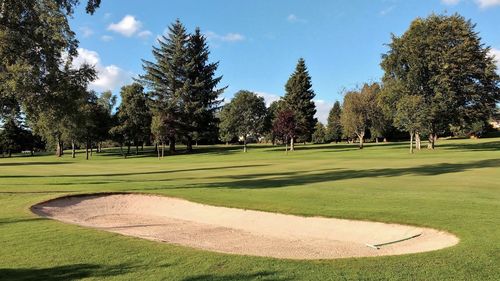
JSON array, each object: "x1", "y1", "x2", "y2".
[{"x1": 0, "y1": 138, "x2": 499, "y2": 280}]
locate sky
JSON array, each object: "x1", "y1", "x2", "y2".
[{"x1": 69, "y1": 0, "x2": 500, "y2": 123}]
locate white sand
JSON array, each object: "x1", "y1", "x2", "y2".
[{"x1": 31, "y1": 194, "x2": 459, "y2": 259}]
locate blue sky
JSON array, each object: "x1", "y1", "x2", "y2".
[{"x1": 69, "y1": 0, "x2": 500, "y2": 122}]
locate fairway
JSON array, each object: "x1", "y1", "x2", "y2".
[{"x1": 1, "y1": 138, "x2": 499, "y2": 280}]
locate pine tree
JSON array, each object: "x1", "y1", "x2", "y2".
[
  {"x1": 183, "y1": 28, "x2": 225, "y2": 151},
  {"x1": 284, "y1": 58, "x2": 317, "y2": 143},
  {"x1": 326, "y1": 101, "x2": 342, "y2": 143},
  {"x1": 141, "y1": 19, "x2": 189, "y2": 154}
]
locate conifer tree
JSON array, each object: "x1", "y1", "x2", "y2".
[
  {"x1": 283, "y1": 58, "x2": 317, "y2": 143},
  {"x1": 141, "y1": 20, "x2": 189, "y2": 154},
  {"x1": 326, "y1": 101, "x2": 342, "y2": 143}
]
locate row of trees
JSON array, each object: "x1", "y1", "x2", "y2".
[
  {"x1": 1, "y1": 2, "x2": 498, "y2": 157},
  {"x1": 219, "y1": 58, "x2": 317, "y2": 152},
  {"x1": 218, "y1": 15, "x2": 498, "y2": 154}
]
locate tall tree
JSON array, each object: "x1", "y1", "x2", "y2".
[
  {"x1": 112, "y1": 83, "x2": 152, "y2": 156},
  {"x1": 326, "y1": 101, "x2": 342, "y2": 143},
  {"x1": 218, "y1": 91, "x2": 267, "y2": 152},
  {"x1": 381, "y1": 14, "x2": 500, "y2": 149},
  {"x1": 141, "y1": 20, "x2": 189, "y2": 154},
  {"x1": 0, "y1": 0, "x2": 99, "y2": 123},
  {"x1": 340, "y1": 83, "x2": 382, "y2": 149},
  {"x1": 182, "y1": 28, "x2": 225, "y2": 151},
  {"x1": 283, "y1": 58, "x2": 317, "y2": 143}
]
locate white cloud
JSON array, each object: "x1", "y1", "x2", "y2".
[
  {"x1": 107, "y1": 15, "x2": 142, "y2": 37},
  {"x1": 313, "y1": 100, "x2": 334, "y2": 124},
  {"x1": 72, "y1": 48, "x2": 132, "y2": 92},
  {"x1": 80, "y1": 26, "x2": 94, "y2": 38},
  {"x1": 489, "y1": 48, "x2": 500, "y2": 71},
  {"x1": 380, "y1": 6, "x2": 395, "y2": 16},
  {"x1": 441, "y1": 0, "x2": 500, "y2": 8},
  {"x1": 287, "y1": 14, "x2": 306, "y2": 23},
  {"x1": 476, "y1": 0, "x2": 500, "y2": 8},
  {"x1": 138, "y1": 30, "x2": 153, "y2": 39},
  {"x1": 256, "y1": 92, "x2": 281, "y2": 106},
  {"x1": 441, "y1": 0, "x2": 460, "y2": 5},
  {"x1": 205, "y1": 31, "x2": 245, "y2": 42},
  {"x1": 100, "y1": 35, "x2": 113, "y2": 42}
]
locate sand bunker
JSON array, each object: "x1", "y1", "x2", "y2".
[{"x1": 31, "y1": 194, "x2": 459, "y2": 259}]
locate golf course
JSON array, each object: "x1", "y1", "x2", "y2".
[{"x1": 1, "y1": 138, "x2": 499, "y2": 280}]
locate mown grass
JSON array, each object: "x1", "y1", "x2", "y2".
[{"x1": 0, "y1": 138, "x2": 499, "y2": 280}]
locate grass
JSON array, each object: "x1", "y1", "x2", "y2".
[{"x1": 0, "y1": 138, "x2": 499, "y2": 280}]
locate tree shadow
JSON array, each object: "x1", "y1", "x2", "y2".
[
  {"x1": 0, "y1": 263, "x2": 135, "y2": 281},
  {"x1": 0, "y1": 164, "x2": 270, "y2": 179},
  {"x1": 182, "y1": 271, "x2": 290, "y2": 281},
  {"x1": 0, "y1": 162, "x2": 70, "y2": 167},
  {"x1": 178, "y1": 158, "x2": 500, "y2": 190},
  {"x1": 438, "y1": 140, "x2": 500, "y2": 152},
  {"x1": 0, "y1": 218, "x2": 44, "y2": 226}
]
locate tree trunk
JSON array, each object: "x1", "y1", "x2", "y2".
[
  {"x1": 285, "y1": 136, "x2": 288, "y2": 154},
  {"x1": 71, "y1": 141, "x2": 76, "y2": 158},
  {"x1": 86, "y1": 142, "x2": 89, "y2": 160},
  {"x1": 358, "y1": 134, "x2": 364, "y2": 149},
  {"x1": 427, "y1": 133, "x2": 435, "y2": 150},
  {"x1": 56, "y1": 140, "x2": 63, "y2": 157},
  {"x1": 161, "y1": 142, "x2": 165, "y2": 158},
  {"x1": 8, "y1": 149, "x2": 12, "y2": 157},
  {"x1": 415, "y1": 133, "x2": 421, "y2": 150},
  {"x1": 186, "y1": 136, "x2": 193, "y2": 153},
  {"x1": 410, "y1": 132, "x2": 414, "y2": 154},
  {"x1": 157, "y1": 142, "x2": 161, "y2": 160},
  {"x1": 290, "y1": 137, "x2": 295, "y2": 151},
  {"x1": 136, "y1": 143, "x2": 139, "y2": 155},
  {"x1": 127, "y1": 144, "x2": 131, "y2": 155},
  {"x1": 375, "y1": 137, "x2": 379, "y2": 143},
  {"x1": 243, "y1": 136, "x2": 247, "y2": 152},
  {"x1": 90, "y1": 143, "x2": 93, "y2": 157},
  {"x1": 169, "y1": 137, "x2": 176, "y2": 154},
  {"x1": 120, "y1": 145, "x2": 124, "y2": 158},
  {"x1": 195, "y1": 140, "x2": 198, "y2": 147},
  {"x1": 383, "y1": 137, "x2": 387, "y2": 143},
  {"x1": 226, "y1": 141, "x2": 229, "y2": 146}
]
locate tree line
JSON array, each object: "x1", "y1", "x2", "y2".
[{"x1": 1, "y1": 1, "x2": 499, "y2": 157}]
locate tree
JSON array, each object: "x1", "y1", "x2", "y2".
[
  {"x1": 218, "y1": 91, "x2": 267, "y2": 152},
  {"x1": 30, "y1": 65, "x2": 96, "y2": 157},
  {"x1": 283, "y1": 58, "x2": 317, "y2": 143},
  {"x1": 326, "y1": 101, "x2": 342, "y2": 143},
  {"x1": 0, "y1": 0, "x2": 99, "y2": 126},
  {"x1": 263, "y1": 100, "x2": 285, "y2": 145},
  {"x1": 312, "y1": 122, "x2": 327, "y2": 144},
  {"x1": 112, "y1": 83, "x2": 152, "y2": 156},
  {"x1": 272, "y1": 109, "x2": 297, "y2": 153},
  {"x1": 381, "y1": 14, "x2": 500, "y2": 149},
  {"x1": 393, "y1": 95, "x2": 429, "y2": 153},
  {"x1": 182, "y1": 28, "x2": 225, "y2": 151},
  {"x1": 141, "y1": 20, "x2": 189, "y2": 154},
  {"x1": 340, "y1": 83, "x2": 382, "y2": 149},
  {"x1": 0, "y1": 117, "x2": 21, "y2": 157}
]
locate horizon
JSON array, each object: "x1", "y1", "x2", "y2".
[{"x1": 69, "y1": 0, "x2": 500, "y2": 122}]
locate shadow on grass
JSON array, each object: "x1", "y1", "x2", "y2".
[
  {"x1": 0, "y1": 263, "x2": 133, "y2": 281},
  {"x1": 0, "y1": 218, "x2": 44, "y2": 225},
  {"x1": 182, "y1": 271, "x2": 290, "y2": 281},
  {"x1": 0, "y1": 164, "x2": 270, "y2": 179},
  {"x1": 0, "y1": 162, "x2": 70, "y2": 167},
  {"x1": 158, "y1": 158, "x2": 500, "y2": 190},
  {"x1": 439, "y1": 140, "x2": 500, "y2": 152}
]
